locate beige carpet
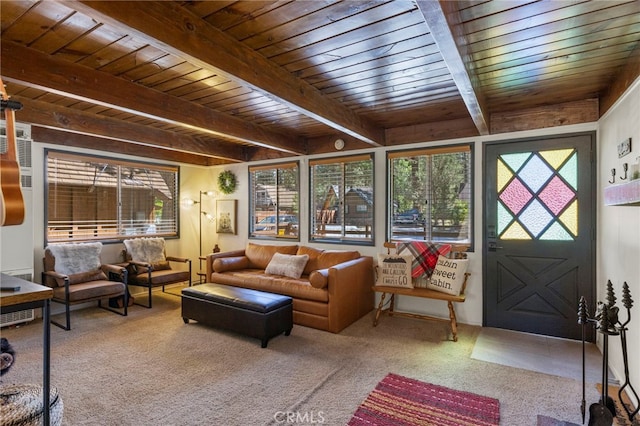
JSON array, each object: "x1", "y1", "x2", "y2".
[{"x1": 1, "y1": 290, "x2": 600, "y2": 425}]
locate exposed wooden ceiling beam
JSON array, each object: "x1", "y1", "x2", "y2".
[
  {"x1": 600, "y1": 41, "x2": 640, "y2": 116},
  {"x1": 416, "y1": 0, "x2": 489, "y2": 135},
  {"x1": 32, "y1": 127, "x2": 222, "y2": 166},
  {"x1": 14, "y1": 96, "x2": 245, "y2": 163},
  {"x1": 1, "y1": 41, "x2": 303, "y2": 155},
  {"x1": 72, "y1": 0, "x2": 385, "y2": 146}
]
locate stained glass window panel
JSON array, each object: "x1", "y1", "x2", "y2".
[
  {"x1": 502, "y1": 221, "x2": 530, "y2": 240},
  {"x1": 499, "y1": 178, "x2": 532, "y2": 215},
  {"x1": 501, "y1": 152, "x2": 531, "y2": 173},
  {"x1": 540, "y1": 149, "x2": 572, "y2": 170},
  {"x1": 540, "y1": 221, "x2": 573, "y2": 241},
  {"x1": 559, "y1": 200, "x2": 578, "y2": 236},
  {"x1": 539, "y1": 176, "x2": 574, "y2": 215},
  {"x1": 559, "y1": 153, "x2": 578, "y2": 190},
  {"x1": 519, "y1": 200, "x2": 553, "y2": 237},
  {"x1": 497, "y1": 202, "x2": 513, "y2": 235},
  {"x1": 497, "y1": 148, "x2": 578, "y2": 241},
  {"x1": 519, "y1": 154, "x2": 552, "y2": 193},
  {"x1": 497, "y1": 159, "x2": 512, "y2": 192}
]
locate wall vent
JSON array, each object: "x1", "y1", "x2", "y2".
[{"x1": 0, "y1": 308, "x2": 35, "y2": 328}]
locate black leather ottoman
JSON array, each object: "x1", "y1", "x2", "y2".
[{"x1": 181, "y1": 283, "x2": 293, "y2": 348}]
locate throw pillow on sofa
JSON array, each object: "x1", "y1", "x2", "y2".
[{"x1": 265, "y1": 253, "x2": 309, "y2": 279}]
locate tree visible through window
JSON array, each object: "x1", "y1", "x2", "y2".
[
  {"x1": 249, "y1": 162, "x2": 299, "y2": 239},
  {"x1": 310, "y1": 154, "x2": 374, "y2": 244},
  {"x1": 388, "y1": 145, "x2": 472, "y2": 245},
  {"x1": 46, "y1": 150, "x2": 179, "y2": 243}
]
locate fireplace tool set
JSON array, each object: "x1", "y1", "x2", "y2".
[{"x1": 578, "y1": 280, "x2": 638, "y2": 425}]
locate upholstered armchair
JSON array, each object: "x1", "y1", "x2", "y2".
[
  {"x1": 123, "y1": 238, "x2": 191, "y2": 308},
  {"x1": 42, "y1": 242, "x2": 128, "y2": 330}
]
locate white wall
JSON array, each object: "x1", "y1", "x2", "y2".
[
  {"x1": 597, "y1": 76, "x2": 640, "y2": 406},
  {"x1": 192, "y1": 121, "x2": 601, "y2": 329}
]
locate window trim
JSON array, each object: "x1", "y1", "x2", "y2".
[
  {"x1": 309, "y1": 153, "x2": 375, "y2": 246},
  {"x1": 44, "y1": 149, "x2": 180, "y2": 245},
  {"x1": 386, "y1": 143, "x2": 474, "y2": 250}
]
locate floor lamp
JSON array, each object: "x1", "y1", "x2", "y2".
[{"x1": 198, "y1": 190, "x2": 216, "y2": 257}]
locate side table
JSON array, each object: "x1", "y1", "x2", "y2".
[{"x1": 0, "y1": 273, "x2": 54, "y2": 425}]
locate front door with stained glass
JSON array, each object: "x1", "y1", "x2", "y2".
[{"x1": 484, "y1": 133, "x2": 595, "y2": 341}]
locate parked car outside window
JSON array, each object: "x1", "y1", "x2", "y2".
[
  {"x1": 254, "y1": 215, "x2": 298, "y2": 232},
  {"x1": 393, "y1": 208, "x2": 425, "y2": 225}
]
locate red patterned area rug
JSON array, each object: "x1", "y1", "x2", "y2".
[{"x1": 348, "y1": 373, "x2": 500, "y2": 426}]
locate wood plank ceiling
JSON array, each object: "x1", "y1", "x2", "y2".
[{"x1": 1, "y1": 0, "x2": 639, "y2": 165}]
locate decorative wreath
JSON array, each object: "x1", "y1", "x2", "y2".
[{"x1": 217, "y1": 170, "x2": 237, "y2": 194}]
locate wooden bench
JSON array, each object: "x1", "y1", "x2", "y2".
[{"x1": 372, "y1": 242, "x2": 470, "y2": 342}]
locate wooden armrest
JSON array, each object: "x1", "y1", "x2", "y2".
[{"x1": 167, "y1": 256, "x2": 190, "y2": 263}]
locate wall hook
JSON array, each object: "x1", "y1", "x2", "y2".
[
  {"x1": 609, "y1": 168, "x2": 616, "y2": 184},
  {"x1": 620, "y1": 163, "x2": 628, "y2": 180}
]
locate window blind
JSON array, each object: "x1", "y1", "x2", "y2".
[
  {"x1": 310, "y1": 154, "x2": 374, "y2": 244},
  {"x1": 46, "y1": 150, "x2": 178, "y2": 243}
]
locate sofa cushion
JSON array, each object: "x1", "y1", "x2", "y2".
[
  {"x1": 309, "y1": 269, "x2": 329, "y2": 289},
  {"x1": 296, "y1": 246, "x2": 324, "y2": 275},
  {"x1": 265, "y1": 253, "x2": 309, "y2": 279},
  {"x1": 210, "y1": 271, "x2": 329, "y2": 303},
  {"x1": 245, "y1": 243, "x2": 298, "y2": 269},
  {"x1": 316, "y1": 250, "x2": 360, "y2": 269},
  {"x1": 213, "y1": 256, "x2": 250, "y2": 273}
]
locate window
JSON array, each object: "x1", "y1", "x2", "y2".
[
  {"x1": 249, "y1": 162, "x2": 299, "y2": 239},
  {"x1": 310, "y1": 154, "x2": 374, "y2": 244},
  {"x1": 46, "y1": 150, "x2": 179, "y2": 243},
  {"x1": 388, "y1": 144, "x2": 473, "y2": 245}
]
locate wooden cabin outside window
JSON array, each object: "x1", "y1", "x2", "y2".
[
  {"x1": 45, "y1": 150, "x2": 179, "y2": 244},
  {"x1": 309, "y1": 154, "x2": 374, "y2": 245}
]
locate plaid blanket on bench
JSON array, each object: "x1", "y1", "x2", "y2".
[{"x1": 396, "y1": 242, "x2": 451, "y2": 287}]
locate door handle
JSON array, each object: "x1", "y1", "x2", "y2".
[{"x1": 488, "y1": 242, "x2": 503, "y2": 251}]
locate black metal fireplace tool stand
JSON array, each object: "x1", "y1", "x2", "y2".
[{"x1": 578, "y1": 280, "x2": 637, "y2": 425}]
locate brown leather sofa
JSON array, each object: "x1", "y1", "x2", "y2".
[{"x1": 205, "y1": 243, "x2": 374, "y2": 333}]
